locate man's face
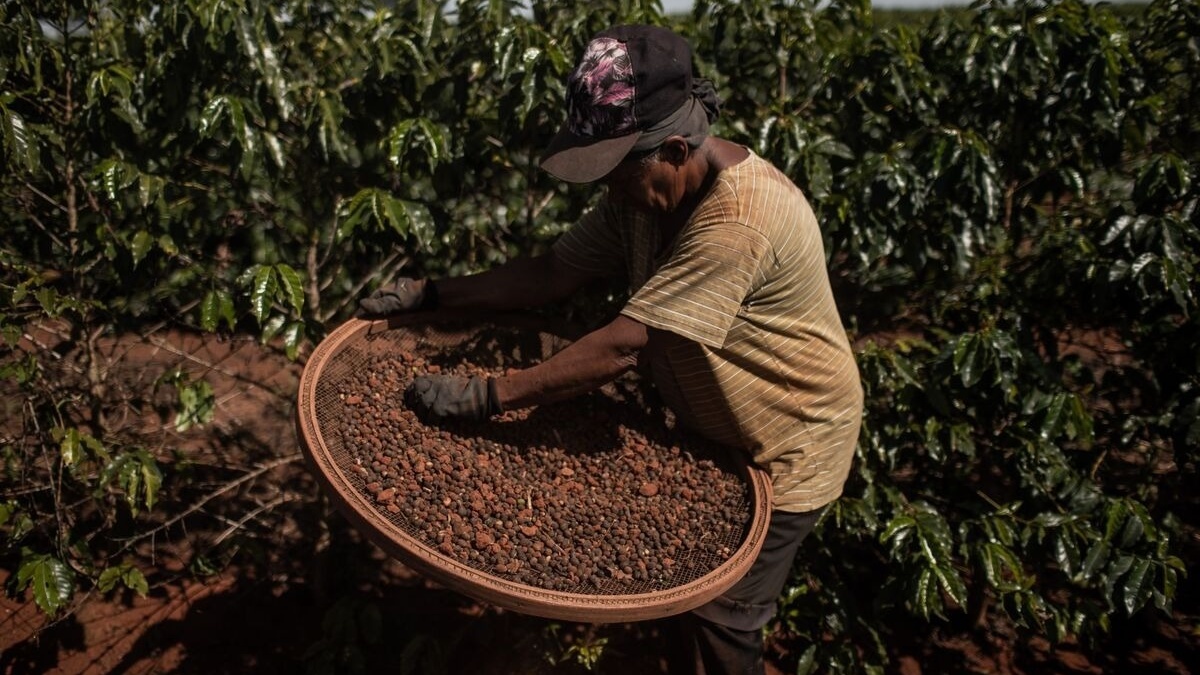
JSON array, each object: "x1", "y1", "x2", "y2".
[{"x1": 602, "y1": 150, "x2": 682, "y2": 215}]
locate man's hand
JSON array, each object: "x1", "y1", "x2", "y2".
[
  {"x1": 404, "y1": 375, "x2": 502, "y2": 422},
  {"x1": 356, "y1": 278, "x2": 437, "y2": 317}
]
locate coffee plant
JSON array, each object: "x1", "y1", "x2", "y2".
[{"x1": 2, "y1": 0, "x2": 1193, "y2": 672}]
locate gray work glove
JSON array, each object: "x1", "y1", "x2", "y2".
[
  {"x1": 355, "y1": 278, "x2": 438, "y2": 317},
  {"x1": 404, "y1": 375, "x2": 503, "y2": 422}
]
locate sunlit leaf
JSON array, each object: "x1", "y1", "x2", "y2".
[
  {"x1": 58, "y1": 427, "x2": 82, "y2": 467},
  {"x1": 16, "y1": 552, "x2": 75, "y2": 616},
  {"x1": 100, "y1": 449, "x2": 163, "y2": 514},
  {"x1": 250, "y1": 265, "x2": 277, "y2": 325},
  {"x1": 98, "y1": 563, "x2": 148, "y2": 597},
  {"x1": 283, "y1": 321, "x2": 304, "y2": 361},
  {"x1": 260, "y1": 314, "x2": 286, "y2": 344},
  {"x1": 200, "y1": 289, "x2": 221, "y2": 332},
  {"x1": 199, "y1": 95, "x2": 230, "y2": 136},
  {"x1": 175, "y1": 379, "x2": 215, "y2": 433},
  {"x1": 0, "y1": 98, "x2": 39, "y2": 173},
  {"x1": 274, "y1": 264, "x2": 304, "y2": 314}
]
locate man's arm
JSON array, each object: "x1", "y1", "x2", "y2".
[
  {"x1": 357, "y1": 251, "x2": 596, "y2": 317},
  {"x1": 492, "y1": 314, "x2": 650, "y2": 410},
  {"x1": 435, "y1": 252, "x2": 596, "y2": 311}
]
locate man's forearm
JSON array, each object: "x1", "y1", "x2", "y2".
[{"x1": 493, "y1": 315, "x2": 649, "y2": 410}]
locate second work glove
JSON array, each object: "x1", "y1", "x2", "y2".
[
  {"x1": 404, "y1": 375, "x2": 503, "y2": 422},
  {"x1": 356, "y1": 278, "x2": 438, "y2": 317}
]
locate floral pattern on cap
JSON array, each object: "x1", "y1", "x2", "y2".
[{"x1": 566, "y1": 37, "x2": 638, "y2": 139}]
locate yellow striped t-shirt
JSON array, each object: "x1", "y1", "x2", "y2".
[{"x1": 552, "y1": 152, "x2": 863, "y2": 512}]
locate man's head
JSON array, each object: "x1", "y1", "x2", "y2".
[{"x1": 540, "y1": 25, "x2": 720, "y2": 184}]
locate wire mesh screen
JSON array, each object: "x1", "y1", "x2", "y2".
[{"x1": 298, "y1": 316, "x2": 771, "y2": 621}]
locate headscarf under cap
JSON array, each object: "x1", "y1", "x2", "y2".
[{"x1": 630, "y1": 78, "x2": 722, "y2": 153}]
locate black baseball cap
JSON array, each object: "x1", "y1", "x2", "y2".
[{"x1": 540, "y1": 25, "x2": 696, "y2": 183}]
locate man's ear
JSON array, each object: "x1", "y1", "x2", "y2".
[{"x1": 662, "y1": 137, "x2": 690, "y2": 165}]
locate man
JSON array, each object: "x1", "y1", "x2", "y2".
[{"x1": 358, "y1": 24, "x2": 863, "y2": 675}]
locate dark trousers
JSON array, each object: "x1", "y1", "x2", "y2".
[{"x1": 668, "y1": 507, "x2": 825, "y2": 675}]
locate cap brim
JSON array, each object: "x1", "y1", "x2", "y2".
[{"x1": 540, "y1": 126, "x2": 642, "y2": 184}]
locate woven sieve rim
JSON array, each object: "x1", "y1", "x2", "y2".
[{"x1": 296, "y1": 312, "x2": 773, "y2": 623}]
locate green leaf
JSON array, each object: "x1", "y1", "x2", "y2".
[
  {"x1": 795, "y1": 645, "x2": 818, "y2": 675},
  {"x1": 1084, "y1": 535, "x2": 1108, "y2": 578},
  {"x1": 317, "y1": 95, "x2": 348, "y2": 161},
  {"x1": 924, "y1": 417, "x2": 944, "y2": 461},
  {"x1": 136, "y1": 170, "x2": 164, "y2": 207},
  {"x1": 200, "y1": 289, "x2": 237, "y2": 332},
  {"x1": 199, "y1": 95, "x2": 230, "y2": 137},
  {"x1": 953, "y1": 334, "x2": 982, "y2": 387},
  {"x1": 889, "y1": 352, "x2": 923, "y2": 389},
  {"x1": 1118, "y1": 504, "x2": 1149, "y2": 548},
  {"x1": 190, "y1": 555, "x2": 221, "y2": 577},
  {"x1": 250, "y1": 265, "x2": 277, "y2": 325},
  {"x1": 1105, "y1": 554, "x2": 1135, "y2": 603},
  {"x1": 1130, "y1": 252, "x2": 1157, "y2": 277},
  {"x1": 1040, "y1": 393, "x2": 1067, "y2": 441},
  {"x1": 130, "y1": 230, "x2": 153, "y2": 266},
  {"x1": 980, "y1": 542, "x2": 1028, "y2": 591},
  {"x1": 262, "y1": 130, "x2": 285, "y2": 170},
  {"x1": 1159, "y1": 557, "x2": 1183, "y2": 609},
  {"x1": 97, "y1": 566, "x2": 122, "y2": 592},
  {"x1": 5, "y1": 509, "x2": 34, "y2": 542},
  {"x1": 0, "y1": 99, "x2": 39, "y2": 173},
  {"x1": 260, "y1": 314, "x2": 286, "y2": 345},
  {"x1": 1122, "y1": 558, "x2": 1153, "y2": 616},
  {"x1": 100, "y1": 449, "x2": 164, "y2": 515},
  {"x1": 59, "y1": 427, "x2": 83, "y2": 467},
  {"x1": 914, "y1": 566, "x2": 934, "y2": 618},
  {"x1": 16, "y1": 552, "x2": 76, "y2": 616},
  {"x1": 283, "y1": 321, "x2": 304, "y2": 361},
  {"x1": 98, "y1": 563, "x2": 149, "y2": 597},
  {"x1": 879, "y1": 515, "x2": 916, "y2": 545},
  {"x1": 225, "y1": 97, "x2": 256, "y2": 178},
  {"x1": 112, "y1": 96, "x2": 145, "y2": 134},
  {"x1": 274, "y1": 264, "x2": 304, "y2": 315},
  {"x1": 1053, "y1": 532, "x2": 1080, "y2": 577},
  {"x1": 175, "y1": 379, "x2": 215, "y2": 433},
  {"x1": 96, "y1": 159, "x2": 136, "y2": 202},
  {"x1": 87, "y1": 63, "x2": 135, "y2": 101},
  {"x1": 217, "y1": 289, "x2": 237, "y2": 331},
  {"x1": 1104, "y1": 500, "x2": 1128, "y2": 540},
  {"x1": 54, "y1": 427, "x2": 106, "y2": 467},
  {"x1": 933, "y1": 563, "x2": 968, "y2": 607},
  {"x1": 236, "y1": 14, "x2": 291, "y2": 118},
  {"x1": 386, "y1": 119, "x2": 417, "y2": 167},
  {"x1": 200, "y1": 290, "x2": 221, "y2": 333},
  {"x1": 124, "y1": 566, "x2": 149, "y2": 596},
  {"x1": 158, "y1": 234, "x2": 179, "y2": 256},
  {"x1": 1065, "y1": 394, "x2": 1094, "y2": 445},
  {"x1": 337, "y1": 188, "x2": 434, "y2": 249}
]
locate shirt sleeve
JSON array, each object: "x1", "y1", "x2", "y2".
[
  {"x1": 621, "y1": 218, "x2": 770, "y2": 349},
  {"x1": 550, "y1": 199, "x2": 627, "y2": 278}
]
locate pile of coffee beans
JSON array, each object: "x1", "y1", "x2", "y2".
[{"x1": 331, "y1": 347, "x2": 751, "y2": 595}]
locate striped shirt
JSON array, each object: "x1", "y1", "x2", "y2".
[{"x1": 552, "y1": 152, "x2": 863, "y2": 512}]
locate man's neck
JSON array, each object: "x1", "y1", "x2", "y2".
[{"x1": 672, "y1": 138, "x2": 747, "y2": 223}]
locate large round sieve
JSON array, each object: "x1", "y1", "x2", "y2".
[{"x1": 296, "y1": 313, "x2": 772, "y2": 622}]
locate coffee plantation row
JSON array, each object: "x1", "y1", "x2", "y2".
[{"x1": 2, "y1": 0, "x2": 1195, "y2": 672}]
